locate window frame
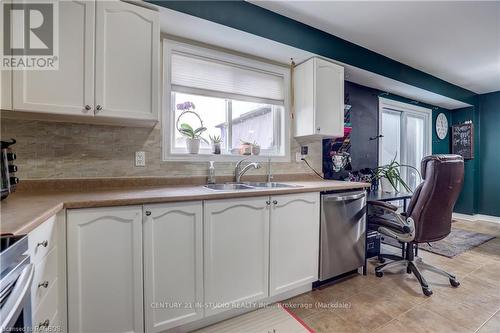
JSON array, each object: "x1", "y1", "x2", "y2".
[
  {"x1": 162, "y1": 39, "x2": 291, "y2": 162},
  {"x1": 378, "y1": 97, "x2": 432, "y2": 187}
]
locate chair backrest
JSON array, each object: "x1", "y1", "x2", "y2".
[{"x1": 406, "y1": 155, "x2": 464, "y2": 243}]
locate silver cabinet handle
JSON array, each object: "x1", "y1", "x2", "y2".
[
  {"x1": 84, "y1": 105, "x2": 92, "y2": 112},
  {"x1": 36, "y1": 240, "x2": 48, "y2": 248},
  {"x1": 38, "y1": 281, "x2": 49, "y2": 288},
  {"x1": 316, "y1": 127, "x2": 321, "y2": 132},
  {"x1": 95, "y1": 105, "x2": 102, "y2": 112},
  {"x1": 266, "y1": 200, "x2": 271, "y2": 206},
  {"x1": 272, "y1": 200, "x2": 278, "y2": 205},
  {"x1": 38, "y1": 319, "x2": 50, "y2": 329},
  {"x1": 145, "y1": 211, "x2": 151, "y2": 216}
]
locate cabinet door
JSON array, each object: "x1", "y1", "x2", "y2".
[
  {"x1": 67, "y1": 206, "x2": 143, "y2": 333},
  {"x1": 270, "y1": 192, "x2": 320, "y2": 296},
  {"x1": 95, "y1": 1, "x2": 159, "y2": 121},
  {"x1": 0, "y1": 3, "x2": 11, "y2": 110},
  {"x1": 204, "y1": 197, "x2": 270, "y2": 316},
  {"x1": 12, "y1": 0, "x2": 94, "y2": 115},
  {"x1": 315, "y1": 58, "x2": 344, "y2": 137},
  {"x1": 144, "y1": 202, "x2": 203, "y2": 332}
]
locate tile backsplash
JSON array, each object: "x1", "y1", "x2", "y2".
[{"x1": 1, "y1": 118, "x2": 322, "y2": 180}]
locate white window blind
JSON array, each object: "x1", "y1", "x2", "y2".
[{"x1": 171, "y1": 52, "x2": 285, "y2": 104}]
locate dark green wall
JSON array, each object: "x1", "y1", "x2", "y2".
[
  {"x1": 478, "y1": 92, "x2": 500, "y2": 217},
  {"x1": 451, "y1": 107, "x2": 477, "y2": 214},
  {"x1": 151, "y1": 0, "x2": 477, "y2": 105}
]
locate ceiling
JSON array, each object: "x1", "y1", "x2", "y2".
[
  {"x1": 251, "y1": 1, "x2": 500, "y2": 95},
  {"x1": 158, "y1": 6, "x2": 469, "y2": 109}
]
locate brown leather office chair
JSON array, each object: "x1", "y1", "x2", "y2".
[{"x1": 368, "y1": 154, "x2": 464, "y2": 296}]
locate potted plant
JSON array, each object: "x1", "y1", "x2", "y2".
[
  {"x1": 239, "y1": 140, "x2": 252, "y2": 155},
  {"x1": 209, "y1": 134, "x2": 222, "y2": 155},
  {"x1": 176, "y1": 102, "x2": 208, "y2": 154},
  {"x1": 251, "y1": 141, "x2": 260, "y2": 156},
  {"x1": 374, "y1": 156, "x2": 421, "y2": 193}
]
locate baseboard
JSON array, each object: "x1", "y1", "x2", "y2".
[{"x1": 453, "y1": 213, "x2": 500, "y2": 224}]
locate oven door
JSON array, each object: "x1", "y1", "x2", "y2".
[{"x1": 0, "y1": 256, "x2": 34, "y2": 332}]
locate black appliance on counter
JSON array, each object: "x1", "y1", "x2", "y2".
[{"x1": 1, "y1": 139, "x2": 18, "y2": 200}]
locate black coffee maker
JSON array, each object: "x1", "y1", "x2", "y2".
[{"x1": 1, "y1": 139, "x2": 18, "y2": 200}]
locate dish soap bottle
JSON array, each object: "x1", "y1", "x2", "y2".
[{"x1": 207, "y1": 161, "x2": 216, "y2": 184}]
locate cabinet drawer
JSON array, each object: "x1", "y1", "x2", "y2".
[
  {"x1": 28, "y1": 215, "x2": 57, "y2": 265},
  {"x1": 32, "y1": 246, "x2": 58, "y2": 311},
  {"x1": 33, "y1": 281, "x2": 58, "y2": 330}
]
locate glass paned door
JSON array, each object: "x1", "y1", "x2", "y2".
[{"x1": 380, "y1": 104, "x2": 430, "y2": 191}]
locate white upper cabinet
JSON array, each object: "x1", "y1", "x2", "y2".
[
  {"x1": 293, "y1": 57, "x2": 344, "y2": 138},
  {"x1": 143, "y1": 202, "x2": 204, "y2": 332},
  {"x1": 95, "y1": 0, "x2": 159, "y2": 121},
  {"x1": 10, "y1": 0, "x2": 159, "y2": 125},
  {"x1": 13, "y1": 0, "x2": 95, "y2": 116},
  {"x1": 269, "y1": 192, "x2": 320, "y2": 296},
  {"x1": 67, "y1": 206, "x2": 144, "y2": 333},
  {"x1": 204, "y1": 197, "x2": 270, "y2": 316}
]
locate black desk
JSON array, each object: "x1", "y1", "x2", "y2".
[
  {"x1": 366, "y1": 191, "x2": 413, "y2": 212},
  {"x1": 363, "y1": 191, "x2": 413, "y2": 275}
]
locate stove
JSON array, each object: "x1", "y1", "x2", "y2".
[{"x1": 0, "y1": 234, "x2": 33, "y2": 331}]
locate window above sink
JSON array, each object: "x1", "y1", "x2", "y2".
[{"x1": 162, "y1": 40, "x2": 291, "y2": 162}]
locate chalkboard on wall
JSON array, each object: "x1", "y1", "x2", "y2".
[{"x1": 452, "y1": 123, "x2": 474, "y2": 159}]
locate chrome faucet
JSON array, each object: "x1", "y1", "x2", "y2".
[{"x1": 235, "y1": 157, "x2": 261, "y2": 183}]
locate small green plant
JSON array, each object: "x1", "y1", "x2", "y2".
[
  {"x1": 178, "y1": 123, "x2": 208, "y2": 143},
  {"x1": 209, "y1": 134, "x2": 222, "y2": 144},
  {"x1": 374, "y1": 155, "x2": 421, "y2": 192}
]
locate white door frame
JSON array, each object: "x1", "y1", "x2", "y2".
[{"x1": 378, "y1": 97, "x2": 432, "y2": 169}]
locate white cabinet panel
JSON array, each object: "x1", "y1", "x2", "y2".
[
  {"x1": 315, "y1": 58, "x2": 344, "y2": 137},
  {"x1": 293, "y1": 57, "x2": 344, "y2": 138},
  {"x1": 204, "y1": 197, "x2": 270, "y2": 316},
  {"x1": 270, "y1": 192, "x2": 320, "y2": 296},
  {"x1": 144, "y1": 201, "x2": 204, "y2": 332},
  {"x1": 95, "y1": 0, "x2": 159, "y2": 121},
  {"x1": 67, "y1": 206, "x2": 143, "y2": 333},
  {"x1": 13, "y1": 0, "x2": 94, "y2": 115},
  {"x1": 1, "y1": 68, "x2": 11, "y2": 110}
]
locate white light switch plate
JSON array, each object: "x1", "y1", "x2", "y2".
[{"x1": 135, "y1": 151, "x2": 146, "y2": 167}]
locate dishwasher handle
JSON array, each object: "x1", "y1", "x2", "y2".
[{"x1": 323, "y1": 192, "x2": 366, "y2": 202}]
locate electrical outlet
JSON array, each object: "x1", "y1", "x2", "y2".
[
  {"x1": 135, "y1": 151, "x2": 146, "y2": 167},
  {"x1": 301, "y1": 146, "x2": 308, "y2": 155},
  {"x1": 296, "y1": 152, "x2": 304, "y2": 162}
]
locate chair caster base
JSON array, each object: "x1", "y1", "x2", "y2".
[
  {"x1": 375, "y1": 271, "x2": 384, "y2": 278},
  {"x1": 450, "y1": 278, "x2": 460, "y2": 287},
  {"x1": 422, "y1": 287, "x2": 433, "y2": 297},
  {"x1": 378, "y1": 256, "x2": 386, "y2": 264}
]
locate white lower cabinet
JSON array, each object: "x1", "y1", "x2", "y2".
[
  {"x1": 204, "y1": 197, "x2": 270, "y2": 316},
  {"x1": 143, "y1": 201, "x2": 204, "y2": 332},
  {"x1": 67, "y1": 206, "x2": 144, "y2": 333},
  {"x1": 270, "y1": 192, "x2": 320, "y2": 296},
  {"x1": 65, "y1": 193, "x2": 321, "y2": 331}
]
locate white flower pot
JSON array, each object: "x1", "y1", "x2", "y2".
[
  {"x1": 186, "y1": 138, "x2": 200, "y2": 154},
  {"x1": 380, "y1": 177, "x2": 397, "y2": 193}
]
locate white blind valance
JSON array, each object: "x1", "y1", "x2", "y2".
[{"x1": 171, "y1": 52, "x2": 285, "y2": 104}]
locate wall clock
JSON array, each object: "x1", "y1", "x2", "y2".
[{"x1": 436, "y1": 113, "x2": 448, "y2": 140}]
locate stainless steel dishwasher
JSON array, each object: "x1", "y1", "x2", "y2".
[{"x1": 319, "y1": 190, "x2": 366, "y2": 281}]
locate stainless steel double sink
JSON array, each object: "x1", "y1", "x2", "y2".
[{"x1": 204, "y1": 182, "x2": 302, "y2": 191}]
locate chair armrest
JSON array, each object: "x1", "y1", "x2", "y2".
[{"x1": 369, "y1": 200, "x2": 398, "y2": 211}]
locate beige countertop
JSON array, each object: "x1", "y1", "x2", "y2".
[{"x1": 0, "y1": 180, "x2": 369, "y2": 235}]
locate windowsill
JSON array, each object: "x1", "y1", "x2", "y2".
[{"x1": 163, "y1": 152, "x2": 291, "y2": 163}]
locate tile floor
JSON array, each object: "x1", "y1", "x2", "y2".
[{"x1": 282, "y1": 219, "x2": 500, "y2": 333}]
